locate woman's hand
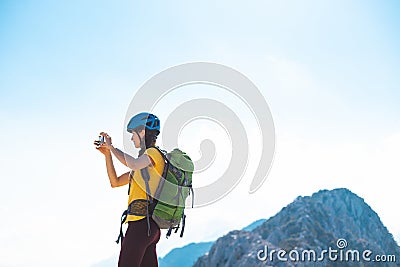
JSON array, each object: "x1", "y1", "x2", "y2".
[
  {"x1": 94, "y1": 132, "x2": 113, "y2": 155},
  {"x1": 100, "y1": 132, "x2": 113, "y2": 149}
]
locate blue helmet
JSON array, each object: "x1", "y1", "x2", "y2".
[{"x1": 127, "y1": 112, "x2": 160, "y2": 133}]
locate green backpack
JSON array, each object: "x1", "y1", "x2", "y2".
[
  {"x1": 149, "y1": 147, "x2": 194, "y2": 238},
  {"x1": 116, "y1": 147, "x2": 194, "y2": 243}
]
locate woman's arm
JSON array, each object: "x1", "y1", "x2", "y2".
[
  {"x1": 104, "y1": 152, "x2": 130, "y2": 188},
  {"x1": 110, "y1": 145, "x2": 153, "y2": 170},
  {"x1": 100, "y1": 132, "x2": 153, "y2": 170},
  {"x1": 95, "y1": 135, "x2": 130, "y2": 188}
]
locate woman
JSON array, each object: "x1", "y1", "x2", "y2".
[{"x1": 95, "y1": 112, "x2": 165, "y2": 267}]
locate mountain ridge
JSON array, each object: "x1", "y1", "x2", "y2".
[{"x1": 194, "y1": 188, "x2": 400, "y2": 267}]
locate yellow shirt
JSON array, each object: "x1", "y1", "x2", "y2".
[{"x1": 126, "y1": 147, "x2": 165, "y2": 222}]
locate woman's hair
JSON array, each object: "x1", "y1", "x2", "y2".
[{"x1": 135, "y1": 125, "x2": 160, "y2": 156}]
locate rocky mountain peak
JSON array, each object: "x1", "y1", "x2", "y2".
[{"x1": 194, "y1": 188, "x2": 400, "y2": 266}]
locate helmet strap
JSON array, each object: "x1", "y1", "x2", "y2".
[{"x1": 134, "y1": 129, "x2": 146, "y2": 150}]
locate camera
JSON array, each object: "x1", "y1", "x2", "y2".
[{"x1": 95, "y1": 135, "x2": 105, "y2": 148}]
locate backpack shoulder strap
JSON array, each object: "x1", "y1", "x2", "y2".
[
  {"x1": 140, "y1": 146, "x2": 167, "y2": 236},
  {"x1": 127, "y1": 170, "x2": 134, "y2": 195}
]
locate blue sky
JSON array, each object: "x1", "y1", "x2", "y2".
[{"x1": 1, "y1": 1, "x2": 400, "y2": 266}]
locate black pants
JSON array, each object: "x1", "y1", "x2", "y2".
[{"x1": 118, "y1": 218, "x2": 161, "y2": 267}]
